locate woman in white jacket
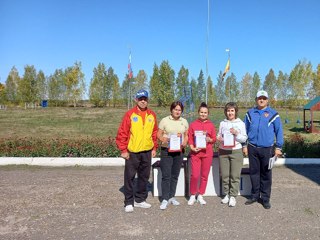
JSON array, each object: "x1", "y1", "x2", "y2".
[{"x1": 217, "y1": 102, "x2": 247, "y2": 207}]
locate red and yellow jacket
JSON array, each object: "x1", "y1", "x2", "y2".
[{"x1": 116, "y1": 106, "x2": 158, "y2": 153}]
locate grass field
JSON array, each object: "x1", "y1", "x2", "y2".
[{"x1": 0, "y1": 106, "x2": 319, "y2": 142}]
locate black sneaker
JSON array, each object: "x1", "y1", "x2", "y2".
[
  {"x1": 263, "y1": 201, "x2": 271, "y2": 209},
  {"x1": 245, "y1": 198, "x2": 258, "y2": 205}
]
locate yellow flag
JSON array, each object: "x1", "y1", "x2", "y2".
[{"x1": 222, "y1": 59, "x2": 230, "y2": 79}]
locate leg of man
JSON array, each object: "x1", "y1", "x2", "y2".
[
  {"x1": 259, "y1": 147, "x2": 273, "y2": 203},
  {"x1": 248, "y1": 145, "x2": 261, "y2": 200},
  {"x1": 124, "y1": 152, "x2": 139, "y2": 206},
  {"x1": 219, "y1": 149, "x2": 231, "y2": 196},
  {"x1": 190, "y1": 155, "x2": 201, "y2": 195},
  {"x1": 198, "y1": 155, "x2": 213, "y2": 195},
  {"x1": 135, "y1": 150, "x2": 152, "y2": 203},
  {"x1": 229, "y1": 149, "x2": 243, "y2": 197},
  {"x1": 160, "y1": 148, "x2": 173, "y2": 201},
  {"x1": 169, "y1": 152, "x2": 183, "y2": 199}
]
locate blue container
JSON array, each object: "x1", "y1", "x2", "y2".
[{"x1": 41, "y1": 100, "x2": 48, "y2": 108}]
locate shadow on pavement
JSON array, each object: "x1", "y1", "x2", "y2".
[{"x1": 285, "y1": 164, "x2": 320, "y2": 185}]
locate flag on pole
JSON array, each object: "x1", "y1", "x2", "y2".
[
  {"x1": 128, "y1": 52, "x2": 133, "y2": 79},
  {"x1": 222, "y1": 59, "x2": 230, "y2": 80}
]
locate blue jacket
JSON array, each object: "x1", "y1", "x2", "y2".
[{"x1": 244, "y1": 106, "x2": 284, "y2": 149}]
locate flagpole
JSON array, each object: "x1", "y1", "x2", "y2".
[
  {"x1": 205, "y1": 0, "x2": 210, "y2": 104},
  {"x1": 226, "y1": 48, "x2": 230, "y2": 102}
]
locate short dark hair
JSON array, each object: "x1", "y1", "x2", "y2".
[
  {"x1": 170, "y1": 101, "x2": 184, "y2": 113},
  {"x1": 224, "y1": 102, "x2": 238, "y2": 119},
  {"x1": 198, "y1": 102, "x2": 209, "y2": 113}
]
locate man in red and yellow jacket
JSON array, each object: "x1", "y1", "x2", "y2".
[{"x1": 116, "y1": 89, "x2": 158, "y2": 213}]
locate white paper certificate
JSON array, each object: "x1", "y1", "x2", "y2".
[
  {"x1": 223, "y1": 131, "x2": 235, "y2": 147},
  {"x1": 169, "y1": 134, "x2": 181, "y2": 152},
  {"x1": 195, "y1": 131, "x2": 206, "y2": 149}
]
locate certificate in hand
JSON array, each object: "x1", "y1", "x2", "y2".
[
  {"x1": 168, "y1": 134, "x2": 182, "y2": 152},
  {"x1": 195, "y1": 131, "x2": 207, "y2": 149},
  {"x1": 223, "y1": 131, "x2": 235, "y2": 148},
  {"x1": 268, "y1": 155, "x2": 278, "y2": 170}
]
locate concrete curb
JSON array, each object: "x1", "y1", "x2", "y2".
[{"x1": 1, "y1": 157, "x2": 320, "y2": 166}]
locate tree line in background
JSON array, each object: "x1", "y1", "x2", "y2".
[{"x1": 0, "y1": 59, "x2": 319, "y2": 108}]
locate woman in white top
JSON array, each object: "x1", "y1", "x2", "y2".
[{"x1": 217, "y1": 102, "x2": 247, "y2": 207}]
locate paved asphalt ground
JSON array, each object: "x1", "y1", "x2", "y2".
[{"x1": 0, "y1": 165, "x2": 319, "y2": 240}]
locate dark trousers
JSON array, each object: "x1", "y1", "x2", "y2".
[
  {"x1": 248, "y1": 144, "x2": 273, "y2": 203},
  {"x1": 124, "y1": 150, "x2": 151, "y2": 206},
  {"x1": 160, "y1": 147, "x2": 183, "y2": 201}
]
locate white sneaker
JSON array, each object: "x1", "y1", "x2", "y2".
[
  {"x1": 229, "y1": 196, "x2": 236, "y2": 207},
  {"x1": 160, "y1": 200, "x2": 168, "y2": 210},
  {"x1": 134, "y1": 201, "x2": 151, "y2": 208},
  {"x1": 168, "y1": 197, "x2": 180, "y2": 206},
  {"x1": 125, "y1": 204, "x2": 134, "y2": 213},
  {"x1": 197, "y1": 195, "x2": 207, "y2": 205},
  {"x1": 221, "y1": 195, "x2": 229, "y2": 204},
  {"x1": 188, "y1": 195, "x2": 196, "y2": 205}
]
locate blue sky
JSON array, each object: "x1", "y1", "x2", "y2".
[{"x1": 1, "y1": 0, "x2": 320, "y2": 89}]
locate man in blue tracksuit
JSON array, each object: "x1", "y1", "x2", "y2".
[{"x1": 244, "y1": 90, "x2": 283, "y2": 209}]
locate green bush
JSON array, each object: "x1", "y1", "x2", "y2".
[{"x1": 283, "y1": 133, "x2": 320, "y2": 158}]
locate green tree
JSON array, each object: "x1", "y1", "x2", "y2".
[
  {"x1": 36, "y1": 70, "x2": 47, "y2": 102},
  {"x1": 196, "y1": 70, "x2": 205, "y2": 104},
  {"x1": 5, "y1": 66, "x2": 20, "y2": 104},
  {"x1": 64, "y1": 62, "x2": 85, "y2": 107},
  {"x1": 150, "y1": 61, "x2": 175, "y2": 106},
  {"x1": 239, "y1": 73, "x2": 253, "y2": 107},
  {"x1": 0, "y1": 83, "x2": 5, "y2": 104},
  {"x1": 311, "y1": 64, "x2": 320, "y2": 98},
  {"x1": 288, "y1": 60, "x2": 313, "y2": 106},
  {"x1": 48, "y1": 69, "x2": 65, "y2": 106},
  {"x1": 89, "y1": 63, "x2": 106, "y2": 107},
  {"x1": 175, "y1": 66, "x2": 189, "y2": 99},
  {"x1": 18, "y1": 65, "x2": 38, "y2": 104},
  {"x1": 251, "y1": 72, "x2": 261, "y2": 100},
  {"x1": 215, "y1": 71, "x2": 225, "y2": 106},
  {"x1": 111, "y1": 73, "x2": 121, "y2": 107},
  {"x1": 132, "y1": 69, "x2": 148, "y2": 94},
  {"x1": 276, "y1": 71, "x2": 290, "y2": 107},
  {"x1": 190, "y1": 78, "x2": 197, "y2": 106},
  {"x1": 263, "y1": 69, "x2": 277, "y2": 102},
  {"x1": 149, "y1": 64, "x2": 160, "y2": 105},
  {"x1": 206, "y1": 75, "x2": 217, "y2": 107}
]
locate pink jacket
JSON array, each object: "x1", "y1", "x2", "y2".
[{"x1": 188, "y1": 119, "x2": 216, "y2": 157}]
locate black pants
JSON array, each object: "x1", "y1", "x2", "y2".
[
  {"x1": 124, "y1": 150, "x2": 151, "y2": 206},
  {"x1": 160, "y1": 147, "x2": 183, "y2": 201},
  {"x1": 248, "y1": 145, "x2": 273, "y2": 203}
]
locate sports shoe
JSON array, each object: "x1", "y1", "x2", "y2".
[
  {"x1": 221, "y1": 195, "x2": 229, "y2": 204},
  {"x1": 160, "y1": 200, "x2": 169, "y2": 210},
  {"x1": 134, "y1": 201, "x2": 151, "y2": 208},
  {"x1": 245, "y1": 198, "x2": 258, "y2": 205},
  {"x1": 197, "y1": 195, "x2": 206, "y2": 205},
  {"x1": 262, "y1": 201, "x2": 271, "y2": 209},
  {"x1": 168, "y1": 197, "x2": 180, "y2": 206},
  {"x1": 125, "y1": 204, "x2": 134, "y2": 213},
  {"x1": 229, "y1": 196, "x2": 236, "y2": 207},
  {"x1": 188, "y1": 195, "x2": 196, "y2": 206}
]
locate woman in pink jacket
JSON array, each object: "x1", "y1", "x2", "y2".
[{"x1": 187, "y1": 102, "x2": 216, "y2": 205}]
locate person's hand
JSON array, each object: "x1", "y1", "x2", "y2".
[
  {"x1": 182, "y1": 140, "x2": 188, "y2": 148},
  {"x1": 275, "y1": 148, "x2": 282, "y2": 157},
  {"x1": 230, "y1": 128, "x2": 238, "y2": 136},
  {"x1": 191, "y1": 146, "x2": 200, "y2": 152},
  {"x1": 217, "y1": 136, "x2": 223, "y2": 142},
  {"x1": 121, "y1": 152, "x2": 129, "y2": 160},
  {"x1": 161, "y1": 137, "x2": 169, "y2": 144},
  {"x1": 205, "y1": 137, "x2": 212, "y2": 143},
  {"x1": 151, "y1": 149, "x2": 157, "y2": 158},
  {"x1": 242, "y1": 147, "x2": 248, "y2": 156}
]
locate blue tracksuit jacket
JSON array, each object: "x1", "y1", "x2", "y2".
[{"x1": 244, "y1": 106, "x2": 284, "y2": 149}]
